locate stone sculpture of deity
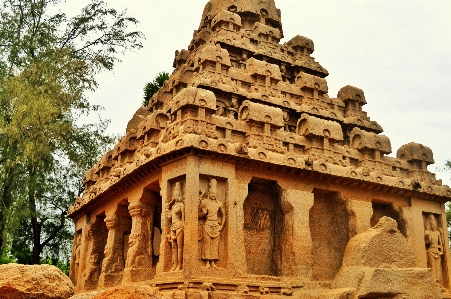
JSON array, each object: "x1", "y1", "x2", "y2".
[
  {"x1": 74, "y1": 234, "x2": 82, "y2": 278},
  {"x1": 199, "y1": 178, "x2": 225, "y2": 269},
  {"x1": 424, "y1": 213, "x2": 444, "y2": 285},
  {"x1": 166, "y1": 182, "x2": 185, "y2": 271}
]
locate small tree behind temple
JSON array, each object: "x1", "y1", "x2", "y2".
[{"x1": 142, "y1": 72, "x2": 170, "y2": 107}]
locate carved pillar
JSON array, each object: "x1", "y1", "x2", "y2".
[
  {"x1": 98, "y1": 208, "x2": 131, "y2": 288},
  {"x1": 81, "y1": 221, "x2": 107, "y2": 291},
  {"x1": 122, "y1": 202, "x2": 154, "y2": 283},
  {"x1": 279, "y1": 189, "x2": 314, "y2": 279},
  {"x1": 69, "y1": 231, "x2": 83, "y2": 288}
]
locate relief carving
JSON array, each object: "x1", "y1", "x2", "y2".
[
  {"x1": 424, "y1": 213, "x2": 444, "y2": 286},
  {"x1": 75, "y1": 234, "x2": 82, "y2": 268},
  {"x1": 251, "y1": 208, "x2": 271, "y2": 231},
  {"x1": 166, "y1": 182, "x2": 185, "y2": 271},
  {"x1": 199, "y1": 179, "x2": 225, "y2": 269},
  {"x1": 71, "y1": 233, "x2": 82, "y2": 286}
]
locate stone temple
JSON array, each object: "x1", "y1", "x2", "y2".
[{"x1": 68, "y1": 0, "x2": 451, "y2": 298}]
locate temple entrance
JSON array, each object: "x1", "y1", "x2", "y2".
[
  {"x1": 244, "y1": 179, "x2": 284, "y2": 276},
  {"x1": 310, "y1": 190, "x2": 350, "y2": 281}
]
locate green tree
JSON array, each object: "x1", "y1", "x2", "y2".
[
  {"x1": 142, "y1": 72, "x2": 170, "y2": 107},
  {"x1": 0, "y1": 0, "x2": 144, "y2": 264}
]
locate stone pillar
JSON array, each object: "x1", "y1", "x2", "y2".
[
  {"x1": 156, "y1": 156, "x2": 199, "y2": 278},
  {"x1": 182, "y1": 156, "x2": 200, "y2": 278},
  {"x1": 399, "y1": 206, "x2": 416, "y2": 253},
  {"x1": 98, "y1": 209, "x2": 131, "y2": 288},
  {"x1": 440, "y1": 204, "x2": 451, "y2": 290},
  {"x1": 69, "y1": 231, "x2": 83, "y2": 289},
  {"x1": 232, "y1": 179, "x2": 250, "y2": 276},
  {"x1": 347, "y1": 199, "x2": 373, "y2": 238},
  {"x1": 279, "y1": 188, "x2": 314, "y2": 279},
  {"x1": 122, "y1": 202, "x2": 154, "y2": 283},
  {"x1": 81, "y1": 221, "x2": 106, "y2": 291}
]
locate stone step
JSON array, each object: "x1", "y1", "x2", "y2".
[{"x1": 296, "y1": 288, "x2": 355, "y2": 299}]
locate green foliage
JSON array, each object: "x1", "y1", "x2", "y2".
[
  {"x1": 41, "y1": 257, "x2": 71, "y2": 276},
  {"x1": 142, "y1": 72, "x2": 170, "y2": 107},
  {"x1": 0, "y1": 252, "x2": 16, "y2": 264},
  {"x1": 0, "y1": 0, "x2": 144, "y2": 264}
]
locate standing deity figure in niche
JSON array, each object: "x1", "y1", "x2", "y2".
[
  {"x1": 424, "y1": 213, "x2": 444, "y2": 285},
  {"x1": 166, "y1": 182, "x2": 185, "y2": 271},
  {"x1": 73, "y1": 234, "x2": 82, "y2": 277},
  {"x1": 199, "y1": 178, "x2": 225, "y2": 269}
]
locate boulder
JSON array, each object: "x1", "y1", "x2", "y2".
[
  {"x1": 340, "y1": 216, "x2": 416, "y2": 268},
  {"x1": 334, "y1": 267, "x2": 441, "y2": 299},
  {"x1": 0, "y1": 263, "x2": 75, "y2": 299},
  {"x1": 333, "y1": 217, "x2": 442, "y2": 299}
]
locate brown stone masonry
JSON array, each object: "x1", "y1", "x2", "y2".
[{"x1": 68, "y1": 1, "x2": 451, "y2": 298}]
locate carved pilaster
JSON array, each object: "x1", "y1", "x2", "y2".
[
  {"x1": 69, "y1": 231, "x2": 82, "y2": 288},
  {"x1": 123, "y1": 202, "x2": 155, "y2": 282},
  {"x1": 98, "y1": 206, "x2": 132, "y2": 288},
  {"x1": 81, "y1": 220, "x2": 108, "y2": 291},
  {"x1": 279, "y1": 189, "x2": 314, "y2": 279}
]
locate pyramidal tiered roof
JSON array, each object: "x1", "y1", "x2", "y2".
[{"x1": 68, "y1": 0, "x2": 450, "y2": 217}]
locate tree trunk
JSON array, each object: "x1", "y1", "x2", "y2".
[
  {"x1": 28, "y1": 168, "x2": 42, "y2": 264},
  {"x1": 0, "y1": 168, "x2": 14, "y2": 256},
  {"x1": 30, "y1": 216, "x2": 42, "y2": 264},
  {"x1": 0, "y1": 206, "x2": 4, "y2": 255}
]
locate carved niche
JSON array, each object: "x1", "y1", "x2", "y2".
[{"x1": 243, "y1": 179, "x2": 285, "y2": 276}]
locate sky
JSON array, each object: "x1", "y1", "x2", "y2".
[{"x1": 64, "y1": 0, "x2": 451, "y2": 186}]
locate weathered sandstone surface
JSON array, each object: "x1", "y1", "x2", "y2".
[
  {"x1": 0, "y1": 263, "x2": 75, "y2": 299},
  {"x1": 333, "y1": 217, "x2": 442, "y2": 298},
  {"x1": 66, "y1": 0, "x2": 451, "y2": 297}
]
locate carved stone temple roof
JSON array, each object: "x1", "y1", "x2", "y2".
[{"x1": 68, "y1": 0, "x2": 451, "y2": 218}]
